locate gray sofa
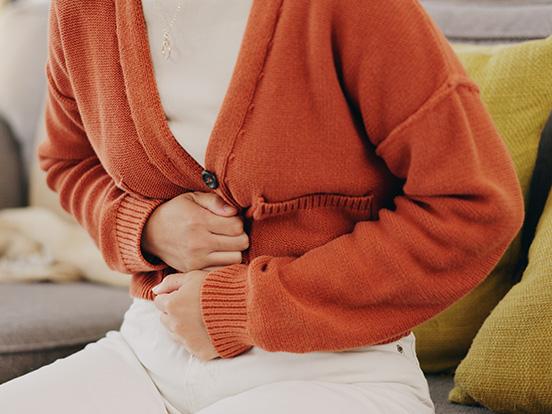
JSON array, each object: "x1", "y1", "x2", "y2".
[{"x1": 1, "y1": 1, "x2": 551, "y2": 413}]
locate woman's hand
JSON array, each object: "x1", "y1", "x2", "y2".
[
  {"x1": 152, "y1": 270, "x2": 219, "y2": 361},
  {"x1": 141, "y1": 191, "x2": 249, "y2": 273}
]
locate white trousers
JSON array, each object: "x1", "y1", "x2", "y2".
[{"x1": 0, "y1": 298, "x2": 435, "y2": 414}]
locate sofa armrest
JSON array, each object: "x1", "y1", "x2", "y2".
[{"x1": 0, "y1": 116, "x2": 26, "y2": 208}]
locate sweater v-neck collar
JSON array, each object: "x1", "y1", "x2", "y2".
[{"x1": 115, "y1": 0, "x2": 283, "y2": 191}]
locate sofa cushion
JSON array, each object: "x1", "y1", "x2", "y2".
[
  {"x1": 421, "y1": 0, "x2": 552, "y2": 43},
  {"x1": 0, "y1": 0, "x2": 49, "y2": 171},
  {"x1": 450, "y1": 190, "x2": 552, "y2": 412},
  {"x1": 427, "y1": 375, "x2": 492, "y2": 413},
  {"x1": 414, "y1": 36, "x2": 552, "y2": 373},
  {"x1": 0, "y1": 282, "x2": 132, "y2": 384},
  {"x1": 0, "y1": 117, "x2": 26, "y2": 209}
]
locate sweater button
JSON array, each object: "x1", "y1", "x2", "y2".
[{"x1": 201, "y1": 170, "x2": 219, "y2": 189}]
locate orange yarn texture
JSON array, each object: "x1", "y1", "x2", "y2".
[{"x1": 39, "y1": 0, "x2": 525, "y2": 358}]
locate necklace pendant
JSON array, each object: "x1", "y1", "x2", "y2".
[{"x1": 161, "y1": 32, "x2": 171, "y2": 60}]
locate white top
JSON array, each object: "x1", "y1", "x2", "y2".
[{"x1": 141, "y1": 0, "x2": 253, "y2": 167}]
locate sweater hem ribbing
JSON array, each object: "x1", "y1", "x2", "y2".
[
  {"x1": 115, "y1": 195, "x2": 167, "y2": 274},
  {"x1": 200, "y1": 263, "x2": 254, "y2": 358}
]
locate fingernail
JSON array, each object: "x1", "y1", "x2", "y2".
[
  {"x1": 223, "y1": 204, "x2": 234, "y2": 211},
  {"x1": 151, "y1": 284, "x2": 161, "y2": 293}
]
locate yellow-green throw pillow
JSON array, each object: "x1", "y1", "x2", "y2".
[
  {"x1": 414, "y1": 36, "x2": 552, "y2": 373},
  {"x1": 450, "y1": 190, "x2": 552, "y2": 413}
]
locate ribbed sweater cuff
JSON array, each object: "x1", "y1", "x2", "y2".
[
  {"x1": 115, "y1": 195, "x2": 167, "y2": 274},
  {"x1": 200, "y1": 263, "x2": 253, "y2": 358}
]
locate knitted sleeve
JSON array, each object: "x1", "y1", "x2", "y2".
[
  {"x1": 37, "y1": 1, "x2": 168, "y2": 275},
  {"x1": 198, "y1": 0, "x2": 525, "y2": 358}
]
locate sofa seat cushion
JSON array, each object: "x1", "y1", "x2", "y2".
[
  {"x1": 0, "y1": 282, "x2": 132, "y2": 384},
  {"x1": 427, "y1": 375, "x2": 492, "y2": 413}
]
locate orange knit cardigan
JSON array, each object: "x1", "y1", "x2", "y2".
[{"x1": 39, "y1": 0, "x2": 525, "y2": 359}]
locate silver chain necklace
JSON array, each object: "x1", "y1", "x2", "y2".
[{"x1": 154, "y1": 0, "x2": 185, "y2": 60}]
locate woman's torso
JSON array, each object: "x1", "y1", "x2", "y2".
[
  {"x1": 141, "y1": 0, "x2": 253, "y2": 167},
  {"x1": 50, "y1": 0, "x2": 405, "y2": 297}
]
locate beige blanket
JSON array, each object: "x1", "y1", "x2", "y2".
[{"x1": 0, "y1": 206, "x2": 130, "y2": 286}]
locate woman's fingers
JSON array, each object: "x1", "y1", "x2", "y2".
[
  {"x1": 204, "y1": 213, "x2": 245, "y2": 236},
  {"x1": 187, "y1": 191, "x2": 237, "y2": 217},
  {"x1": 152, "y1": 251, "x2": 244, "y2": 296},
  {"x1": 152, "y1": 273, "x2": 187, "y2": 295},
  {"x1": 153, "y1": 292, "x2": 171, "y2": 313},
  {"x1": 205, "y1": 251, "x2": 244, "y2": 267},
  {"x1": 208, "y1": 232, "x2": 249, "y2": 252}
]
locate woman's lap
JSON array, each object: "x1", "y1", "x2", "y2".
[
  {"x1": 0, "y1": 298, "x2": 435, "y2": 414},
  {"x1": 197, "y1": 380, "x2": 433, "y2": 414},
  {"x1": 0, "y1": 353, "x2": 432, "y2": 414},
  {"x1": 0, "y1": 331, "x2": 168, "y2": 414}
]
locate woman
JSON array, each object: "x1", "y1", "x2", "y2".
[{"x1": 0, "y1": 0, "x2": 524, "y2": 413}]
